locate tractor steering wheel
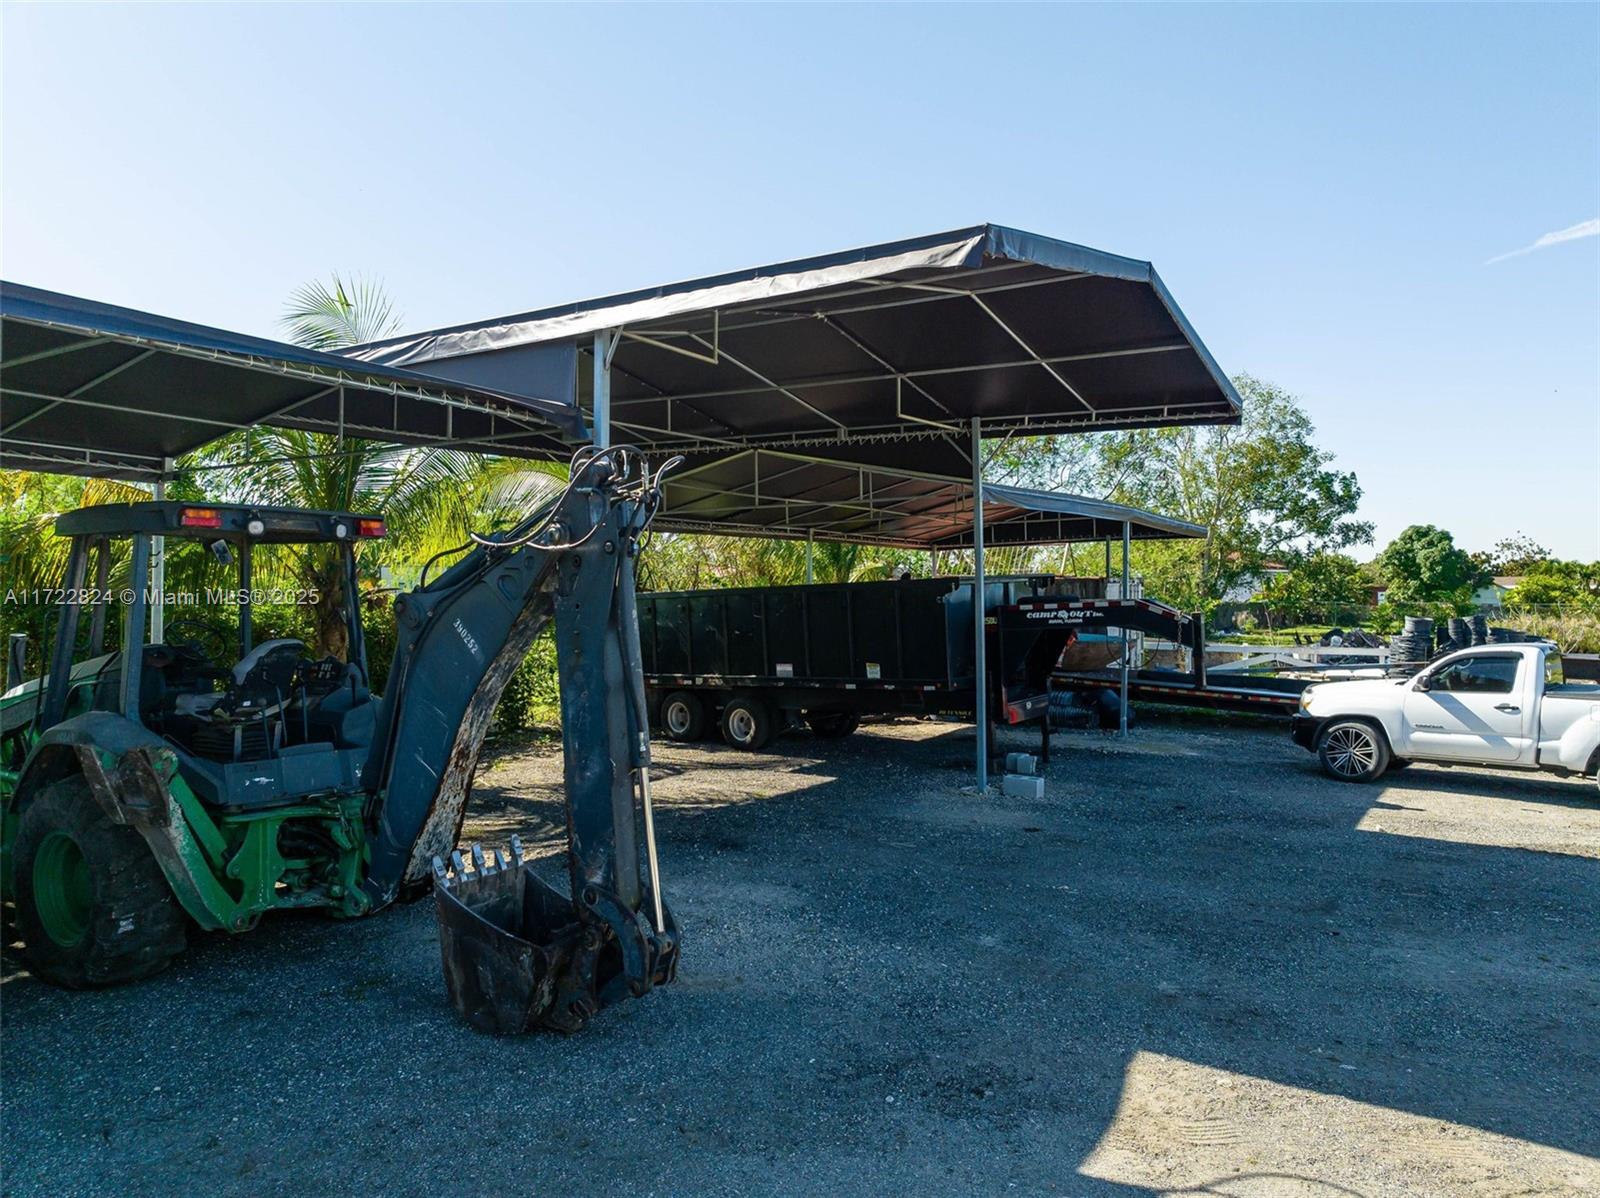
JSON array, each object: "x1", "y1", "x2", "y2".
[{"x1": 160, "y1": 615, "x2": 233, "y2": 666}]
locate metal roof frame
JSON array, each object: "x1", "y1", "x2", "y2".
[
  {"x1": 1, "y1": 282, "x2": 582, "y2": 481},
  {"x1": 349, "y1": 224, "x2": 1242, "y2": 466},
  {"x1": 654, "y1": 449, "x2": 1204, "y2": 550}
]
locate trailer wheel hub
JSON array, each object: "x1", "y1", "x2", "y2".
[
  {"x1": 32, "y1": 832, "x2": 92, "y2": 948},
  {"x1": 665, "y1": 700, "x2": 693, "y2": 736},
  {"x1": 727, "y1": 708, "x2": 756, "y2": 744}
]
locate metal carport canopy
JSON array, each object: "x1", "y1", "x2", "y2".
[
  {"x1": 655, "y1": 449, "x2": 1205, "y2": 548},
  {"x1": 653, "y1": 447, "x2": 1198, "y2": 778},
  {"x1": 347, "y1": 223, "x2": 1242, "y2": 471},
  {"x1": 0, "y1": 282, "x2": 583, "y2": 483}
]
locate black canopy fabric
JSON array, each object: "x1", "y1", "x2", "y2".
[
  {"x1": 656, "y1": 449, "x2": 1204, "y2": 549},
  {"x1": 0, "y1": 282, "x2": 582, "y2": 482},
  {"x1": 349, "y1": 224, "x2": 1242, "y2": 467}
]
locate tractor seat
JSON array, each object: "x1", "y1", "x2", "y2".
[
  {"x1": 172, "y1": 638, "x2": 307, "y2": 720},
  {"x1": 232, "y1": 638, "x2": 306, "y2": 685}
]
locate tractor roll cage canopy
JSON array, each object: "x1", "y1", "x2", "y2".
[{"x1": 56, "y1": 501, "x2": 386, "y2": 545}]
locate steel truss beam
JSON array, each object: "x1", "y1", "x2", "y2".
[{"x1": 2, "y1": 318, "x2": 558, "y2": 435}]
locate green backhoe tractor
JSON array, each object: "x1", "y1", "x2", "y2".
[{"x1": 1, "y1": 447, "x2": 678, "y2": 1030}]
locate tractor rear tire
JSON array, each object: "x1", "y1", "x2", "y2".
[
  {"x1": 660, "y1": 691, "x2": 708, "y2": 742},
  {"x1": 13, "y1": 777, "x2": 187, "y2": 988},
  {"x1": 807, "y1": 711, "x2": 860, "y2": 739},
  {"x1": 721, "y1": 694, "x2": 774, "y2": 751}
]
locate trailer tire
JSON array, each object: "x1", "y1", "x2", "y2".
[
  {"x1": 807, "y1": 711, "x2": 860, "y2": 739},
  {"x1": 1316, "y1": 719, "x2": 1390, "y2": 784},
  {"x1": 13, "y1": 777, "x2": 187, "y2": 988},
  {"x1": 660, "y1": 691, "x2": 708, "y2": 742},
  {"x1": 721, "y1": 694, "x2": 774, "y2": 751}
]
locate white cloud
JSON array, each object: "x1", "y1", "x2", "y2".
[{"x1": 1485, "y1": 217, "x2": 1600, "y2": 264}]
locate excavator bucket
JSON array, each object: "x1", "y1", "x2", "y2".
[
  {"x1": 432, "y1": 839, "x2": 576, "y2": 1034},
  {"x1": 433, "y1": 837, "x2": 677, "y2": 1035}
]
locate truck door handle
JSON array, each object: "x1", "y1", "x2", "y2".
[{"x1": 1494, "y1": 703, "x2": 1520, "y2": 713}]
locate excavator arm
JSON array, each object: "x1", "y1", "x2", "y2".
[{"x1": 363, "y1": 446, "x2": 679, "y2": 1032}]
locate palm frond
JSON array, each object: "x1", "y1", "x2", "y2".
[{"x1": 280, "y1": 273, "x2": 402, "y2": 351}]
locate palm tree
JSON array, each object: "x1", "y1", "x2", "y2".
[
  {"x1": 196, "y1": 273, "x2": 564, "y2": 658},
  {"x1": 280, "y1": 274, "x2": 403, "y2": 350},
  {"x1": 191, "y1": 428, "x2": 560, "y2": 658}
]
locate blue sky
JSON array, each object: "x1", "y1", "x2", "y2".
[{"x1": 4, "y1": 3, "x2": 1597, "y2": 558}]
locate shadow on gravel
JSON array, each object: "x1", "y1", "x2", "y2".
[
  {"x1": 1375, "y1": 763, "x2": 1600, "y2": 807},
  {"x1": 2, "y1": 718, "x2": 1595, "y2": 1196},
  {"x1": 630, "y1": 722, "x2": 1596, "y2": 1169}
]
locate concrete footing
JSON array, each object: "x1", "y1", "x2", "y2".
[{"x1": 1001, "y1": 774, "x2": 1045, "y2": 799}]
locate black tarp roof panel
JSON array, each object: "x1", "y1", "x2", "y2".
[
  {"x1": 656, "y1": 450, "x2": 1205, "y2": 549},
  {"x1": 349, "y1": 224, "x2": 1242, "y2": 461},
  {"x1": 0, "y1": 282, "x2": 582, "y2": 481}
]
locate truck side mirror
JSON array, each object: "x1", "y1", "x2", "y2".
[{"x1": 1413, "y1": 673, "x2": 1431, "y2": 692}]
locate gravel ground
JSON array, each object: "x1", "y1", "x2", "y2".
[{"x1": 3, "y1": 713, "x2": 1598, "y2": 1197}]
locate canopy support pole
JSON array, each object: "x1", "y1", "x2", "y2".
[
  {"x1": 971, "y1": 416, "x2": 988, "y2": 791},
  {"x1": 805, "y1": 529, "x2": 814, "y2": 584},
  {"x1": 150, "y1": 457, "x2": 173, "y2": 643},
  {"x1": 593, "y1": 329, "x2": 616, "y2": 448},
  {"x1": 1120, "y1": 520, "x2": 1131, "y2": 737}
]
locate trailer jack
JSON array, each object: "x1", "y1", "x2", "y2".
[{"x1": 433, "y1": 837, "x2": 678, "y2": 1034}]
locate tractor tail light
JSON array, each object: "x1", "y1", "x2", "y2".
[
  {"x1": 181, "y1": 507, "x2": 223, "y2": 528},
  {"x1": 357, "y1": 519, "x2": 387, "y2": 538}
]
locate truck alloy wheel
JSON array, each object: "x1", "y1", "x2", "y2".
[{"x1": 1317, "y1": 720, "x2": 1389, "y2": 784}]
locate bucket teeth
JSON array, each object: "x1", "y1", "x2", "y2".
[{"x1": 437, "y1": 840, "x2": 527, "y2": 886}]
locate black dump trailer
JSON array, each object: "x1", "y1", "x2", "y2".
[{"x1": 638, "y1": 576, "x2": 1077, "y2": 753}]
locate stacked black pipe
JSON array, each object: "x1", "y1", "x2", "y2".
[
  {"x1": 1488, "y1": 626, "x2": 1535, "y2": 644},
  {"x1": 1388, "y1": 616, "x2": 1435, "y2": 667}
]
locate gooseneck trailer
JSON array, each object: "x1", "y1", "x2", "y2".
[{"x1": 638, "y1": 575, "x2": 1079, "y2": 757}]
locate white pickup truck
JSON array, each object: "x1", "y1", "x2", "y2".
[{"x1": 1292, "y1": 643, "x2": 1600, "y2": 790}]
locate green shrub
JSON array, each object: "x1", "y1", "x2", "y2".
[
  {"x1": 1502, "y1": 612, "x2": 1600, "y2": 654},
  {"x1": 491, "y1": 629, "x2": 561, "y2": 737},
  {"x1": 1370, "y1": 603, "x2": 1401, "y2": 636}
]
